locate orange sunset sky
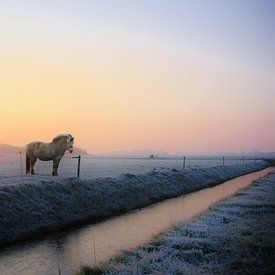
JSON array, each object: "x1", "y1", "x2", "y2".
[{"x1": 0, "y1": 1, "x2": 274, "y2": 154}]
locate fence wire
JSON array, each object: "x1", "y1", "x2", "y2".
[{"x1": 0, "y1": 154, "x2": 263, "y2": 180}]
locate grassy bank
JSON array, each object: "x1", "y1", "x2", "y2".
[
  {"x1": 80, "y1": 171, "x2": 275, "y2": 274},
  {"x1": 0, "y1": 161, "x2": 269, "y2": 247}
]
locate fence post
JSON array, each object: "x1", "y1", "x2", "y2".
[
  {"x1": 222, "y1": 156, "x2": 225, "y2": 166},
  {"x1": 243, "y1": 155, "x2": 245, "y2": 165},
  {"x1": 73, "y1": 155, "x2": 81, "y2": 178},
  {"x1": 183, "y1": 156, "x2": 186, "y2": 169},
  {"x1": 77, "y1": 155, "x2": 81, "y2": 178},
  {"x1": 19, "y1": 151, "x2": 23, "y2": 184}
]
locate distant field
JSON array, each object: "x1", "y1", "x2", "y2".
[{"x1": 0, "y1": 154, "x2": 261, "y2": 179}]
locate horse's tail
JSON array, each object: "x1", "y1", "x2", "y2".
[{"x1": 26, "y1": 153, "x2": 31, "y2": 174}]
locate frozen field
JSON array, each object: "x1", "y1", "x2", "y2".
[{"x1": 0, "y1": 154, "x2": 259, "y2": 179}]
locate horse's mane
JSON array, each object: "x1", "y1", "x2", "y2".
[{"x1": 52, "y1": 134, "x2": 72, "y2": 143}]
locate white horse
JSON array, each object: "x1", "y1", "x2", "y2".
[{"x1": 25, "y1": 134, "x2": 74, "y2": 176}]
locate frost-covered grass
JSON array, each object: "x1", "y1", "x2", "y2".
[
  {"x1": 0, "y1": 153, "x2": 264, "y2": 180},
  {"x1": 0, "y1": 161, "x2": 269, "y2": 246},
  {"x1": 82, "y1": 171, "x2": 275, "y2": 274}
]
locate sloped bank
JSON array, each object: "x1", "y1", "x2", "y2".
[
  {"x1": 90, "y1": 171, "x2": 275, "y2": 274},
  {"x1": 0, "y1": 161, "x2": 269, "y2": 246}
]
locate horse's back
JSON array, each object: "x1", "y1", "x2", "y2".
[
  {"x1": 26, "y1": 142, "x2": 45, "y2": 157},
  {"x1": 26, "y1": 141, "x2": 41, "y2": 151}
]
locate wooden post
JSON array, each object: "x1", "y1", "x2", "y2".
[
  {"x1": 222, "y1": 156, "x2": 225, "y2": 166},
  {"x1": 183, "y1": 156, "x2": 186, "y2": 169},
  {"x1": 93, "y1": 236, "x2": 97, "y2": 265},
  {"x1": 19, "y1": 151, "x2": 23, "y2": 184},
  {"x1": 73, "y1": 155, "x2": 81, "y2": 178},
  {"x1": 77, "y1": 155, "x2": 81, "y2": 178}
]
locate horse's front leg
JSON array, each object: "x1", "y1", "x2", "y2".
[{"x1": 52, "y1": 158, "x2": 61, "y2": 176}]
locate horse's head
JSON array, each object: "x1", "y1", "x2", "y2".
[
  {"x1": 66, "y1": 134, "x2": 74, "y2": 153},
  {"x1": 52, "y1": 134, "x2": 74, "y2": 153}
]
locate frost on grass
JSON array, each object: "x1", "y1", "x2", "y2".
[
  {"x1": 99, "y1": 172, "x2": 275, "y2": 275},
  {"x1": 0, "y1": 161, "x2": 269, "y2": 245}
]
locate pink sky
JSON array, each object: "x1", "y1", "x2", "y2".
[{"x1": 0, "y1": 1, "x2": 274, "y2": 154}]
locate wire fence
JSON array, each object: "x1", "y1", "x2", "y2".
[{"x1": 0, "y1": 153, "x2": 263, "y2": 180}]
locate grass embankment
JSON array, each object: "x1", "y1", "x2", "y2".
[{"x1": 0, "y1": 161, "x2": 269, "y2": 247}]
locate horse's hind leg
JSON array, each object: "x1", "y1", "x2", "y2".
[
  {"x1": 30, "y1": 157, "x2": 37, "y2": 175},
  {"x1": 26, "y1": 154, "x2": 31, "y2": 174}
]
